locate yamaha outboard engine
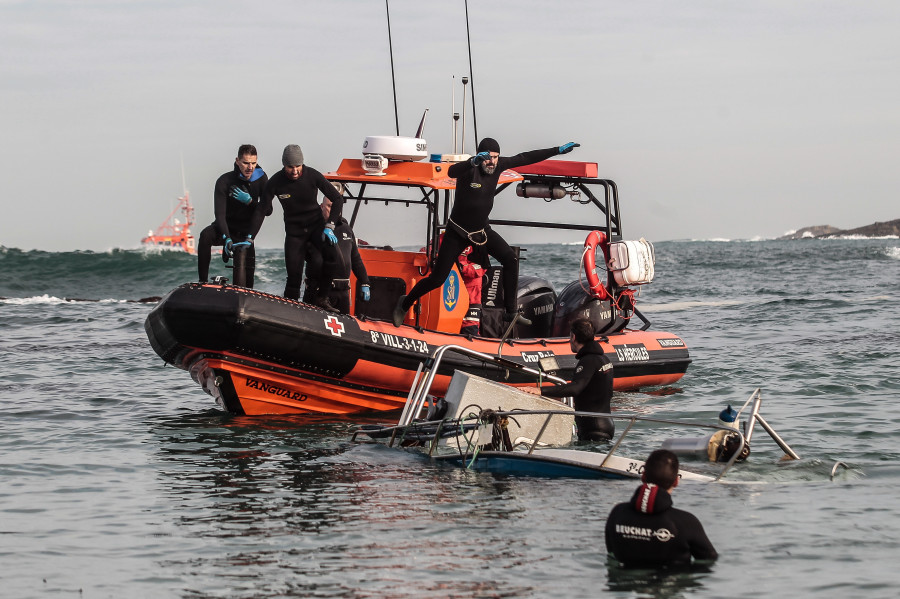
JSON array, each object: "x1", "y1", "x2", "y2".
[
  {"x1": 551, "y1": 281, "x2": 627, "y2": 337},
  {"x1": 514, "y1": 275, "x2": 557, "y2": 337},
  {"x1": 480, "y1": 269, "x2": 556, "y2": 338}
]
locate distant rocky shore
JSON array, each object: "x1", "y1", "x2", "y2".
[{"x1": 778, "y1": 219, "x2": 900, "y2": 240}]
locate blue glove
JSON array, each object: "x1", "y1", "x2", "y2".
[
  {"x1": 322, "y1": 227, "x2": 338, "y2": 246},
  {"x1": 558, "y1": 142, "x2": 580, "y2": 155},
  {"x1": 222, "y1": 236, "x2": 233, "y2": 260},
  {"x1": 231, "y1": 188, "x2": 252, "y2": 205},
  {"x1": 361, "y1": 284, "x2": 371, "y2": 302},
  {"x1": 470, "y1": 151, "x2": 489, "y2": 166},
  {"x1": 233, "y1": 234, "x2": 253, "y2": 248}
]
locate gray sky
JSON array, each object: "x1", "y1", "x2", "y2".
[{"x1": 2, "y1": 0, "x2": 898, "y2": 252}]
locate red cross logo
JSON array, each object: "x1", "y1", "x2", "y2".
[{"x1": 324, "y1": 315, "x2": 345, "y2": 337}]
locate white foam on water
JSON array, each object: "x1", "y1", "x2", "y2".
[
  {"x1": 639, "y1": 299, "x2": 744, "y2": 312},
  {"x1": 0, "y1": 295, "x2": 126, "y2": 305},
  {"x1": 823, "y1": 234, "x2": 899, "y2": 240}
]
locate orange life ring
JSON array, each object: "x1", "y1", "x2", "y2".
[{"x1": 583, "y1": 230, "x2": 611, "y2": 300}]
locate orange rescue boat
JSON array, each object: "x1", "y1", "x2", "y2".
[{"x1": 146, "y1": 141, "x2": 690, "y2": 415}]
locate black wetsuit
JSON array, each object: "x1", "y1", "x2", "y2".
[
  {"x1": 198, "y1": 164, "x2": 269, "y2": 286},
  {"x1": 605, "y1": 483, "x2": 718, "y2": 568},
  {"x1": 262, "y1": 166, "x2": 344, "y2": 300},
  {"x1": 540, "y1": 340, "x2": 614, "y2": 441},
  {"x1": 400, "y1": 147, "x2": 559, "y2": 314},
  {"x1": 303, "y1": 218, "x2": 369, "y2": 314}
]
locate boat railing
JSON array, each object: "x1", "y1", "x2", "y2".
[
  {"x1": 358, "y1": 385, "x2": 799, "y2": 483},
  {"x1": 519, "y1": 410, "x2": 751, "y2": 481},
  {"x1": 397, "y1": 343, "x2": 570, "y2": 428},
  {"x1": 356, "y1": 408, "x2": 752, "y2": 481}
]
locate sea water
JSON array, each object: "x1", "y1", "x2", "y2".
[{"x1": 1, "y1": 239, "x2": 899, "y2": 598}]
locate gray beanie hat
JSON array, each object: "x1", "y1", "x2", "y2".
[{"x1": 282, "y1": 144, "x2": 304, "y2": 167}]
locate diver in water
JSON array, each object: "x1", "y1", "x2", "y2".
[
  {"x1": 531, "y1": 318, "x2": 614, "y2": 441},
  {"x1": 197, "y1": 144, "x2": 269, "y2": 287},
  {"x1": 605, "y1": 449, "x2": 718, "y2": 568},
  {"x1": 392, "y1": 137, "x2": 579, "y2": 327},
  {"x1": 262, "y1": 144, "x2": 345, "y2": 312}
]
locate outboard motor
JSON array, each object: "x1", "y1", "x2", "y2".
[
  {"x1": 551, "y1": 281, "x2": 627, "y2": 337},
  {"x1": 514, "y1": 275, "x2": 557, "y2": 337},
  {"x1": 480, "y1": 270, "x2": 556, "y2": 338}
]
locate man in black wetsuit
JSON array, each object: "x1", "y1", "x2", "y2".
[
  {"x1": 391, "y1": 137, "x2": 580, "y2": 327},
  {"x1": 533, "y1": 318, "x2": 614, "y2": 442},
  {"x1": 262, "y1": 144, "x2": 345, "y2": 312},
  {"x1": 605, "y1": 449, "x2": 718, "y2": 568},
  {"x1": 197, "y1": 144, "x2": 269, "y2": 287},
  {"x1": 302, "y1": 196, "x2": 371, "y2": 314}
]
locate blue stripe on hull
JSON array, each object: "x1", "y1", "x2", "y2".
[{"x1": 434, "y1": 452, "x2": 631, "y2": 480}]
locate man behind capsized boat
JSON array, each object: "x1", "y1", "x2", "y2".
[
  {"x1": 392, "y1": 138, "x2": 580, "y2": 327},
  {"x1": 262, "y1": 144, "x2": 346, "y2": 313},
  {"x1": 197, "y1": 144, "x2": 269, "y2": 286},
  {"x1": 605, "y1": 449, "x2": 718, "y2": 568},
  {"x1": 526, "y1": 318, "x2": 614, "y2": 442}
]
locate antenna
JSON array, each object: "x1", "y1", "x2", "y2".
[
  {"x1": 451, "y1": 76, "x2": 457, "y2": 153},
  {"x1": 385, "y1": 0, "x2": 400, "y2": 136},
  {"x1": 464, "y1": 0, "x2": 479, "y2": 144},
  {"x1": 461, "y1": 76, "x2": 469, "y2": 153},
  {"x1": 415, "y1": 109, "x2": 428, "y2": 138}
]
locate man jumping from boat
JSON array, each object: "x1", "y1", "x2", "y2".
[
  {"x1": 392, "y1": 137, "x2": 580, "y2": 327},
  {"x1": 263, "y1": 144, "x2": 346, "y2": 313},
  {"x1": 197, "y1": 144, "x2": 269, "y2": 287},
  {"x1": 605, "y1": 449, "x2": 718, "y2": 568}
]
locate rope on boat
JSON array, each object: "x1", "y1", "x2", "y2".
[{"x1": 453, "y1": 404, "x2": 485, "y2": 468}]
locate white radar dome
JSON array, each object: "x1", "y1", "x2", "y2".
[{"x1": 362, "y1": 136, "x2": 428, "y2": 162}]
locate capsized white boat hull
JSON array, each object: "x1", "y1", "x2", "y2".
[{"x1": 433, "y1": 447, "x2": 716, "y2": 481}]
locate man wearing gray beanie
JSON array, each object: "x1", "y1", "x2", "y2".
[
  {"x1": 393, "y1": 138, "x2": 580, "y2": 327},
  {"x1": 260, "y1": 144, "x2": 346, "y2": 311},
  {"x1": 282, "y1": 144, "x2": 304, "y2": 168}
]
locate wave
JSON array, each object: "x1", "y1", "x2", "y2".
[
  {"x1": 822, "y1": 234, "x2": 900, "y2": 240},
  {"x1": 639, "y1": 299, "x2": 744, "y2": 312},
  {"x1": 666, "y1": 237, "x2": 765, "y2": 243},
  {"x1": 0, "y1": 247, "x2": 196, "y2": 300},
  {"x1": 2, "y1": 239, "x2": 896, "y2": 302},
  {"x1": 0, "y1": 295, "x2": 151, "y2": 305}
]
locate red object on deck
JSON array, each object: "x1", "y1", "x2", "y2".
[{"x1": 514, "y1": 160, "x2": 599, "y2": 178}]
